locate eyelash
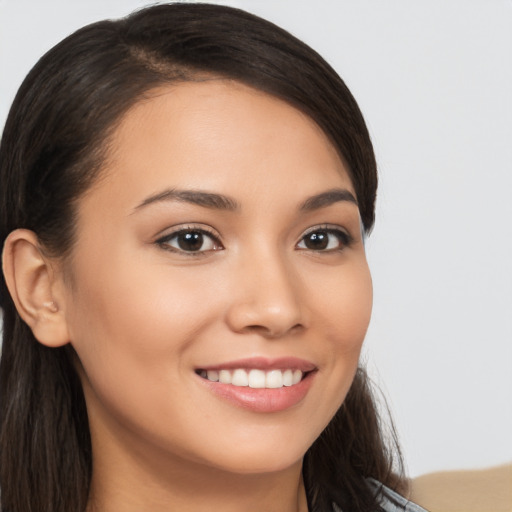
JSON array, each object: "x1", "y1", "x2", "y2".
[
  {"x1": 296, "y1": 225, "x2": 353, "y2": 253},
  {"x1": 156, "y1": 226, "x2": 223, "y2": 255},
  {"x1": 155, "y1": 224, "x2": 353, "y2": 256}
]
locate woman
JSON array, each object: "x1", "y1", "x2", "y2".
[{"x1": 0, "y1": 4, "x2": 427, "y2": 512}]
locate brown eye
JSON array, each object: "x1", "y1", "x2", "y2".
[
  {"x1": 176, "y1": 231, "x2": 205, "y2": 251},
  {"x1": 158, "y1": 229, "x2": 221, "y2": 253},
  {"x1": 297, "y1": 228, "x2": 351, "y2": 252},
  {"x1": 302, "y1": 232, "x2": 329, "y2": 250}
]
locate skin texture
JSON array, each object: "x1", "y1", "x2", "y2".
[{"x1": 4, "y1": 81, "x2": 373, "y2": 512}]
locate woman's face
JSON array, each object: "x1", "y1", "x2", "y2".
[{"x1": 62, "y1": 80, "x2": 372, "y2": 475}]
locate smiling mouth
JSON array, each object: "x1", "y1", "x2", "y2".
[{"x1": 195, "y1": 368, "x2": 310, "y2": 389}]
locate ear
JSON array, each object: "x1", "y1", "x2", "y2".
[{"x1": 2, "y1": 229, "x2": 70, "y2": 347}]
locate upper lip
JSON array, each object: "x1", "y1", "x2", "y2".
[{"x1": 196, "y1": 357, "x2": 316, "y2": 373}]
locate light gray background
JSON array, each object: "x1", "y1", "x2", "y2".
[{"x1": 1, "y1": 0, "x2": 511, "y2": 478}]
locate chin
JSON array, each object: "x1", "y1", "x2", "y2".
[
  {"x1": 190, "y1": 428, "x2": 316, "y2": 475},
  {"x1": 208, "y1": 451, "x2": 306, "y2": 475}
]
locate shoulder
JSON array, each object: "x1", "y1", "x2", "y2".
[
  {"x1": 331, "y1": 478, "x2": 429, "y2": 512},
  {"x1": 367, "y1": 478, "x2": 429, "y2": 512}
]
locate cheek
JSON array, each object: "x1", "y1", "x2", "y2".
[
  {"x1": 64, "y1": 256, "x2": 227, "y2": 447},
  {"x1": 64, "y1": 251, "x2": 220, "y2": 392},
  {"x1": 313, "y1": 260, "x2": 372, "y2": 407},
  {"x1": 311, "y1": 259, "x2": 373, "y2": 350}
]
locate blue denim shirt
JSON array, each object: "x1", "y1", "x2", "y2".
[{"x1": 332, "y1": 479, "x2": 429, "y2": 512}]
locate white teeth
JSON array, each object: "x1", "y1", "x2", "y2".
[
  {"x1": 201, "y1": 368, "x2": 305, "y2": 388},
  {"x1": 206, "y1": 370, "x2": 219, "y2": 382},
  {"x1": 248, "y1": 369, "x2": 266, "y2": 388},
  {"x1": 266, "y1": 369, "x2": 283, "y2": 388},
  {"x1": 219, "y1": 370, "x2": 231, "y2": 384},
  {"x1": 231, "y1": 369, "x2": 249, "y2": 386}
]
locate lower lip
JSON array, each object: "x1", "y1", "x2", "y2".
[{"x1": 198, "y1": 372, "x2": 316, "y2": 413}]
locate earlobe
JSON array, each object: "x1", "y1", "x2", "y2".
[{"x1": 2, "y1": 229, "x2": 70, "y2": 347}]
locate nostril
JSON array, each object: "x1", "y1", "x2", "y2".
[
  {"x1": 224, "y1": 292, "x2": 305, "y2": 338},
  {"x1": 244, "y1": 324, "x2": 300, "y2": 339}
]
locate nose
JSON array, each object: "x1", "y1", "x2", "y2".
[{"x1": 224, "y1": 251, "x2": 305, "y2": 338}]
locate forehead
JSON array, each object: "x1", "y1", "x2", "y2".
[{"x1": 85, "y1": 80, "x2": 354, "y2": 213}]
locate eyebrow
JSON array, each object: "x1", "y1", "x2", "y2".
[
  {"x1": 133, "y1": 186, "x2": 357, "y2": 214},
  {"x1": 299, "y1": 188, "x2": 358, "y2": 211},
  {"x1": 133, "y1": 188, "x2": 240, "y2": 212}
]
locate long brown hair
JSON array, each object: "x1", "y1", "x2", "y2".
[{"x1": 0, "y1": 4, "x2": 404, "y2": 511}]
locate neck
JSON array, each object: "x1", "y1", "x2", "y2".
[{"x1": 86, "y1": 419, "x2": 308, "y2": 512}]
